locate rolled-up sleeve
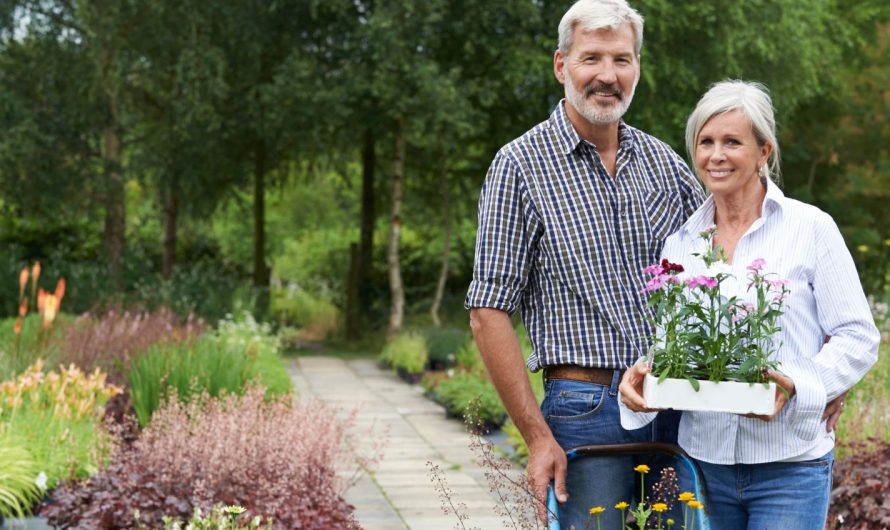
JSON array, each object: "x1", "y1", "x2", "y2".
[
  {"x1": 465, "y1": 149, "x2": 541, "y2": 314},
  {"x1": 778, "y1": 357, "x2": 826, "y2": 441},
  {"x1": 810, "y1": 214, "x2": 880, "y2": 401}
]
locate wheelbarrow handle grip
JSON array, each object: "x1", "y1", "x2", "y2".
[{"x1": 546, "y1": 483, "x2": 560, "y2": 530}]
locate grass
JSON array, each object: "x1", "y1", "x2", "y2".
[{"x1": 836, "y1": 341, "x2": 889, "y2": 457}]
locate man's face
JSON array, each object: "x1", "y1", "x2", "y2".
[{"x1": 556, "y1": 23, "x2": 640, "y2": 125}]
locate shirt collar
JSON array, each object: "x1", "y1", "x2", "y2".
[
  {"x1": 682, "y1": 177, "x2": 787, "y2": 237},
  {"x1": 551, "y1": 99, "x2": 637, "y2": 156}
]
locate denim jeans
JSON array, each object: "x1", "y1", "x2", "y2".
[
  {"x1": 690, "y1": 450, "x2": 834, "y2": 530},
  {"x1": 541, "y1": 372, "x2": 678, "y2": 530}
]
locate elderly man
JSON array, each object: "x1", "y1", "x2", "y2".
[{"x1": 465, "y1": 0, "x2": 705, "y2": 526}]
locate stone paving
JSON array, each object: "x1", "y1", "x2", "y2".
[{"x1": 288, "y1": 356, "x2": 529, "y2": 530}]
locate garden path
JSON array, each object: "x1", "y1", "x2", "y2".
[{"x1": 288, "y1": 356, "x2": 529, "y2": 530}]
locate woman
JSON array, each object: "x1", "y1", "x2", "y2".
[{"x1": 619, "y1": 80, "x2": 879, "y2": 529}]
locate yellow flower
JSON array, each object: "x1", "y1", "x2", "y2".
[
  {"x1": 633, "y1": 464, "x2": 650, "y2": 474},
  {"x1": 857, "y1": 244, "x2": 869, "y2": 253},
  {"x1": 667, "y1": 518, "x2": 675, "y2": 527},
  {"x1": 614, "y1": 501, "x2": 629, "y2": 510},
  {"x1": 688, "y1": 500, "x2": 703, "y2": 509},
  {"x1": 652, "y1": 503, "x2": 668, "y2": 512},
  {"x1": 678, "y1": 492, "x2": 695, "y2": 502},
  {"x1": 589, "y1": 506, "x2": 605, "y2": 515}
]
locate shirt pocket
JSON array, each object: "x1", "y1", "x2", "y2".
[{"x1": 643, "y1": 189, "x2": 682, "y2": 241}]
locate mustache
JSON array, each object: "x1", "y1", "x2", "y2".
[{"x1": 583, "y1": 83, "x2": 623, "y2": 100}]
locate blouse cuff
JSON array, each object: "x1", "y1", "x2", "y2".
[{"x1": 778, "y1": 357, "x2": 827, "y2": 441}]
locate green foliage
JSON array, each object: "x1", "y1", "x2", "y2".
[
  {"x1": 270, "y1": 287, "x2": 340, "y2": 341},
  {"x1": 454, "y1": 339, "x2": 484, "y2": 373},
  {"x1": 216, "y1": 312, "x2": 292, "y2": 396},
  {"x1": 0, "y1": 436, "x2": 42, "y2": 518},
  {"x1": 380, "y1": 333, "x2": 428, "y2": 375},
  {"x1": 434, "y1": 372, "x2": 506, "y2": 428},
  {"x1": 419, "y1": 327, "x2": 468, "y2": 366},
  {"x1": 837, "y1": 342, "x2": 890, "y2": 455},
  {"x1": 0, "y1": 314, "x2": 69, "y2": 379},
  {"x1": 139, "y1": 505, "x2": 273, "y2": 530}
]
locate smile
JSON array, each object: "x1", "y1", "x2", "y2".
[{"x1": 708, "y1": 170, "x2": 733, "y2": 177}]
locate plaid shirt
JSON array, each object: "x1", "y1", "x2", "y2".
[{"x1": 466, "y1": 101, "x2": 705, "y2": 370}]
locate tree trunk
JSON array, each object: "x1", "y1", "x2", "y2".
[
  {"x1": 429, "y1": 161, "x2": 451, "y2": 327},
  {"x1": 359, "y1": 129, "x2": 376, "y2": 312},
  {"x1": 386, "y1": 117, "x2": 406, "y2": 339},
  {"x1": 345, "y1": 242, "x2": 361, "y2": 339},
  {"x1": 102, "y1": 123, "x2": 125, "y2": 290},
  {"x1": 162, "y1": 180, "x2": 178, "y2": 280},
  {"x1": 253, "y1": 141, "x2": 270, "y2": 288}
]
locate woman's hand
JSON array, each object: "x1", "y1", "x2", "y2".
[
  {"x1": 619, "y1": 364, "x2": 659, "y2": 412},
  {"x1": 748, "y1": 370, "x2": 796, "y2": 422},
  {"x1": 823, "y1": 391, "x2": 848, "y2": 432}
]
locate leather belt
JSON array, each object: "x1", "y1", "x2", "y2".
[{"x1": 543, "y1": 365, "x2": 622, "y2": 387}]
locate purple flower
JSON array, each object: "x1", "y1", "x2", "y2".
[{"x1": 747, "y1": 258, "x2": 767, "y2": 272}]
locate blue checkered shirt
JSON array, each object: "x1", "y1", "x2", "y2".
[{"x1": 466, "y1": 101, "x2": 706, "y2": 371}]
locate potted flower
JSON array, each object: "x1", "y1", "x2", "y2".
[{"x1": 640, "y1": 229, "x2": 788, "y2": 414}]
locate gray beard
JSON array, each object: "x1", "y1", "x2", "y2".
[{"x1": 564, "y1": 74, "x2": 636, "y2": 125}]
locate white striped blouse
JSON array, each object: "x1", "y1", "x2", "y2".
[{"x1": 620, "y1": 178, "x2": 880, "y2": 464}]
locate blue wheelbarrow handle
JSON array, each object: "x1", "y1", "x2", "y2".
[{"x1": 546, "y1": 483, "x2": 559, "y2": 530}]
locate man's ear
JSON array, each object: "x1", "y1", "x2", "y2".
[{"x1": 553, "y1": 50, "x2": 566, "y2": 85}]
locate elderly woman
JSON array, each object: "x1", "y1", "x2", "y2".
[{"x1": 619, "y1": 80, "x2": 879, "y2": 529}]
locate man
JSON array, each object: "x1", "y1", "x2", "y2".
[{"x1": 465, "y1": 1, "x2": 705, "y2": 527}]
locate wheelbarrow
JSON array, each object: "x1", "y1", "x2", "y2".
[{"x1": 546, "y1": 442, "x2": 711, "y2": 530}]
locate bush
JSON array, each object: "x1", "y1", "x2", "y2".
[
  {"x1": 57, "y1": 308, "x2": 204, "y2": 385},
  {"x1": 43, "y1": 388, "x2": 364, "y2": 529},
  {"x1": 434, "y1": 372, "x2": 506, "y2": 429},
  {"x1": 269, "y1": 287, "x2": 340, "y2": 341},
  {"x1": 127, "y1": 338, "x2": 255, "y2": 428},
  {"x1": 419, "y1": 327, "x2": 468, "y2": 369},
  {"x1": 454, "y1": 339, "x2": 485, "y2": 373},
  {"x1": 0, "y1": 314, "x2": 71, "y2": 380},
  {"x1": 0, "y1": 361, "x2": 120, "y2": 492},
  {"x1": 380, "y1": 333, "x2": 428, "y2": 376},
  {"x1": 0, "y1": 437, "x2": 43, "y2": 518},
  {"x1": 827, "y1": 440, "x2": 890, "y2": 529},
  {"x1": 137, "y1": 505, "x2": 273, "y2": 530}
]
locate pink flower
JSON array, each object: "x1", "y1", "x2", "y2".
[
  {"x1": 644, "y1": 276, "x2": 665, "y2": 292},
  {"x1": 765, "y1": 279, "x2": 790, "y2": 288},
  {"x1": 686, "y1": 276, "x2": 718, "y2": 289},
  {"x1": 747, "y1": 258, "x2": 767, "y2": 272},
  {"x1": 643, "y1": 263, "x2": 664, "y2": 276}
]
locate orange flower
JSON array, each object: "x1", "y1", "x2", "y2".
[
  {"x1": 13, "y1": 316, "x2": 22, "y2": 335},
  {"x1": 42, "y1": 293, "x2": 59, "y2": 329},
  {"x1": 19, "y1": 266, "x2": 29, "y2": 299},
  {"x1": 31, "y1": 261, "x2": 41, "y2": 285},
  {"x1": 19, "y1": 297, "x2": 28, "y2": 317},
  {"x1": 37, "y1": 288, "x2": 46, "y2": 312},
  {"x1": 54, "y1": 278, "x2": 66, "y2": 305}
]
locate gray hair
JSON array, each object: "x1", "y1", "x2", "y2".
[
  {"x1": 557, "y1": 0, "x2": 645, "y2": 57},
  {"x1": 685, "y1": 80, "x2": 781, "y2": 183}
]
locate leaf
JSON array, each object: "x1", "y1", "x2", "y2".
[{"x1": 686, "y1": 377, "x2": 700, "y2": 392}]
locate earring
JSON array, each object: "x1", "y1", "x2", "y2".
[{"x1": 758, "y1": 165, "x2": 767, "y2": 178}]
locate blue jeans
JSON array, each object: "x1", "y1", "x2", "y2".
[
  {"x1": 542, "y1": 372, "x2": 678, "y2": 530},
  {"x1": 690, "y1": 451, "x2": 834, "y2": 530}
]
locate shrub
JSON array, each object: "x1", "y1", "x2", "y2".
[
  {"x1": 434, "y1": 372, "x2": 506, "y2": 429},
  {"x1": 43, "y1": 388, "x2": 364, "y2": 529},
  {"x1": 380, "y1": 333, "x2": 428, "y2": 376},
  {"x1": 0, "y1": 361, "x2": 120, "y2": 492},
  {"x1": 127, "y1": 338, "x2": 255, "y2": 428},
  {"x1": 0, "y1": 314, "x2": 71, "y2": 380},
  {"x1": 136, "y1": 505, "x2": 273, "y2": 530},
  {"x1": 454, "y1": 339, "x2": 484, "y2": 373},
  {"x1": 57, "y1": 308, "x2": 204, "y2": 385},
  {"x1": 419, "y1": 327, "x2": 468, "y2": 369},
  {"x1": 827, "y1": 440, "x2": 890, "y2": 529},
  {"x1": 0, "y1": 437, "x2": 43, "y2": 518},
  {"x1": 270, "y1": 287, "x2": 340, "y2": 341}
]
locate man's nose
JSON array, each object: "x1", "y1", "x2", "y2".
[{"x1": 596, "y1": 61, "x2": 618, "y2": 84}]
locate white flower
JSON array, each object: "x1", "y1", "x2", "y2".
[
  {"x1": 35, "y1": 471, "x2": 48, "y2": 490},
  {"x1": 704, "y1": 261, "x2": 733, "y2": 278}
]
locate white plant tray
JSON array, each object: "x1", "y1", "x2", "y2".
[{"x1": 643, "y1": 373, "x2": 776, "y2": 415}]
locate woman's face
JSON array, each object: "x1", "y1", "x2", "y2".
[{"x1": 694, "y1": 110, "x2": 771, "y2": 199}]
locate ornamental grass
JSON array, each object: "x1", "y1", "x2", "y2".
[{"x1": 43, "y1": 387, "x2": 368, "y2": 529}]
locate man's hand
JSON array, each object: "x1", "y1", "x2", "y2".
[
  {"x1": 527, "y1": 434, "x2": 568, "y2": 524},
  {"x1": 619, "y1": 363, "x2": 658, "y2": 412},
  {"x1": 748, "y1": 370, "x2": 796, "y2": 422},
  {"x1": 823, "y1": 391, "x2": 848, "y2": 432}
]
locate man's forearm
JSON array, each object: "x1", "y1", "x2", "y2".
[{"x1": 469, "y1": 308, "x2": 551, "y2": 444}]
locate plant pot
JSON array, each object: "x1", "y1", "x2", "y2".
[
  {"x1": 643, "y1": 373, "x2": 776, "y2": 414},
  {"x1": 0, "y1": 516, "x2": 51, "y2": 530}
]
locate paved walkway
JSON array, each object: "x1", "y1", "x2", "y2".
[{"x1": 288, "y1": 356, "x2": 529, "y2": 530}]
